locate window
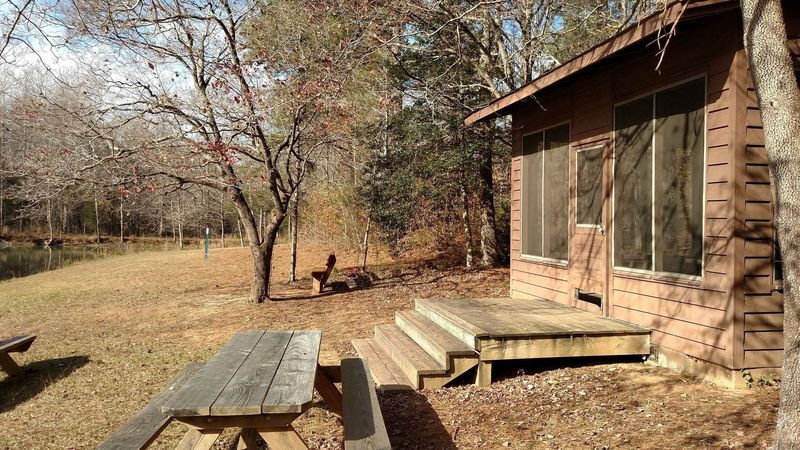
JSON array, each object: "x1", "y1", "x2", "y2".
[
  {"x1": 522, "y1": 123, "x2": 570, "y2": 261},
  {"x1": 613, "y1": 78, "x2": 706, "y2": 276},
  {"x1": 577, "y1": 147, "x2": 604, "y2": 226}
]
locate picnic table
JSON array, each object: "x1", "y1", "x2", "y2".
[{"x1": 161, "y1": 330, "x2": 342, "y2": 450}]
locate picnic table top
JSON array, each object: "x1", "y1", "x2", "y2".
[{"x1": 162, "y1": 330, "x2": 322, "y2": 418}]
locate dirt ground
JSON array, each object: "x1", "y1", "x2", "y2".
[{"x1": 0, "y1": 244, "x2": 779, "y2": 449}]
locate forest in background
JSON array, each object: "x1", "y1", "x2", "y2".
[{"x1": 0, "y1": 0, "x2": 663, "y2": 299}]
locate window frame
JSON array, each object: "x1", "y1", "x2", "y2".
[
  {"x1": 611, "y1": 74, "x2": 708, "y2": 281},
  {"x1": 520, "y1": 120, "x2": 571, "y2": 265},
  {"x1": 575, "y1": 145, "x2": 605, "y2": 228}
]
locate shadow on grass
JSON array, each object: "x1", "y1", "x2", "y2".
[
  {"x1": 378, "y1": 390, "x2": 457, "y2": 449},
  {"x1": 0, "y1": 355, "x2": 90, "y2": 413},
  {"x1": 271, "y1": 258, "x2": 495, "y2": 302}
]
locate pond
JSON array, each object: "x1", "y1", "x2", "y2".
[{"x1": 0, "y1": 246, "x2": 105, "y2": 281}]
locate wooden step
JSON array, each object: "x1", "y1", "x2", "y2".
[
  {"x1": 395, "y1": 310, "x2": 476, "y2": 369},
  {"x1": 374, "y1": 324, "x2": 445, "y2": 389},
  {"x1": 415, "y1": 299, "x2": 480, "y2": 348},
  {"x1": 351, "y1": 339, "x2": 414, "y2": 391}
]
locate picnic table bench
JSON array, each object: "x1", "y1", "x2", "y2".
[
  {"x1": 96, "y1": 363, "x2": 201, "y2": 450},
  {"x1": 0, "y1": 335, "x2": 36, "y2": 376},
  {"x1": 98, "y1": 331, "x2": 392, "y2": 449},
  {"x1": 342, "y1": 358, "x2": 391, "y2": 450}
]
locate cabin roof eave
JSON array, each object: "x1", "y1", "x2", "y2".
[{"x1": 464, "y1": 0, "x2": 739, "y2": 126}]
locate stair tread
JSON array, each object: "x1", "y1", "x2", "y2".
[
  {"x1": 351, "y1": 338, "x2": 414, "y2": 391},
  {"x1": 375, "y1": 324, "x2": 446, "y2": 375},
  {"x1": 396, "y1": 310, "x2": 476, "y2": 356}
]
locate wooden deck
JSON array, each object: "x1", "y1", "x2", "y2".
[
  {"x1": 354, "y1": 297, "x2": 651, "y2": 389},
  {"x1": 416, "y1": 297, "x2": 651, "y2": 386}
]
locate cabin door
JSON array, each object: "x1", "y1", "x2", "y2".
[{"x1": 571, "y1": 145, "x2": 608, "y2": 316}]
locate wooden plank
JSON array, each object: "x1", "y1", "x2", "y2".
[
  {"x1": 744, "y1": 331, "x2": 784, "y2": 350},
  {"x1": 395, "y1": 310, "x2": 475, "y2": 368},
  {"x1": 176, "y1": 429, "x2": 223, "y2": 450},
  {"x1": 341, "y1": 358, "x2": 391, "y2": 450},
  {"x1": 262, "y1": 331, "x2": 321, "y2": 413},
  {"x1": 745, "y1": 201, "x2": 771, "y2": 221},
  {"x1": 259, "y1": 427, "x2": 309, "y2": 450},
  {"x1": 745, "y1": 257, "x2": 772, "y2": 276},
  {"x1": 0, "y1": 335, "x2": 36, "y2": 353},
  {"x1": 743, "y1": 349, "x2": 783, "y2": 368},
  {"x1": 97, "y1": 363, "x2": 202, "y2": 450},
  {"x1": 706, "y1": 182, "x2": 729, "y2": 201},
  {"x1": 746, "y1": 164, "x2": 770, "y2": 183},
  {"x1": 744, "y1": 293, "x2": 784, "y2": 313},
  {"x1": 210, "y1": 331, "x2": 293, "y2": 416},
  {"x1": 744, "y1": 313, "x2": 784, "y2": 332},
  {"x1": 315, "y1": 364, "x2": 343, "y2": 417},
  {"x1": 612, "y1": 291, "x2": 727, "y2": 329},
  {"x1": 745, "y1": 183, "x2": 772, "y2": 202},
  {"x1": 613, "y1": 306, "x2": 725, "y2": 349},
  {"x1": 707, "y1": 164, "x2": 729, "y2": 183},
  {"x1": 374, "y1": 324, "x2": 444, "y2": 387},
  {"x1": 479, "y1": 333, "x2": 650, "y2": 361},
  {"x1": 744, "y1": 238, "x2": 772, "y2": 257},
  {"x1": 612, "y1": 276, "x2": 729, "y2": 310},
  {"x1": 164, "y1": 331, "x2": 265, "y2": 417},
  {"x1": 351, "y1": 338, "x2": 413, "y2": 391}
]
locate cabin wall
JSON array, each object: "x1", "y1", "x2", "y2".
[
  {"x1": 735, "y1": 2, "x2": 800, "y2": 373},
  {"x1": 510, "y1": 11, "x2": 756, "y2": 380}
]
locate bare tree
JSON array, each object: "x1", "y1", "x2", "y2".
[{"x1": 741, "y1": 1, "x2": 800, "y2": 448}]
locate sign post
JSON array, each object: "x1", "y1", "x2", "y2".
[{"x1": 204, "y1": 227, "x2": 209, "y2": 259}]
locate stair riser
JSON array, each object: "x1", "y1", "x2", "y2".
[
  {"x1": 415, "y1": 302, "x2": 476, "y2": 348},
  {"x1": 395, "y1": 313, "x2": 449, "y2": 368},
  {"x1": 373, "y1": 327, "x2": 422, "y2": 389}
]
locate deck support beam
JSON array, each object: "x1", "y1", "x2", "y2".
[{"x1": 475, "y1": 360, "x2": 492, "y2": 387}]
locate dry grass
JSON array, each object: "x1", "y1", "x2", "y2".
[{"x1": 0, "y1": 243, "x2": 779, "y2": 449}]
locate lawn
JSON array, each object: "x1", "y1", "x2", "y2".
[{"x1": 0, "y1": 244, "x2": 779, "y2": 449}]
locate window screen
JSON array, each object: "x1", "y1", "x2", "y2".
[
  {"x1": 613, "y1": 78, "x2": 706, "y2": 276},
  {"x1": 521, "y1": 124, "x2": 570, "y2": 261},
  {"x1": 543, "y1": 124, "x2": 570, "y2": 260},
  {"x1": 614, "y1": 97, "x2": 654, "y2": 271},
  {"x1": 522, "y1": 133, "x2": 543, "y2": 257},
  {"x1": 577, "y1": 147, "x2": 604, "y2": 226},
  {"x1": 654, "y1": 79, "x2": 705, "y2": 275}
]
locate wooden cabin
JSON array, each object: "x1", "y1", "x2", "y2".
[{"x1": 465, "y1": 0, "x2": 800, "y2": 387}]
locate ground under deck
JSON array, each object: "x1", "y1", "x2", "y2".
[{"x1": 416, "y1": 297, "x2": 651, "y2": 386}]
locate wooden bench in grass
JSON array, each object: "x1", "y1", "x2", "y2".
[
  {"x1": 311, "y1": 254, "x2": 337, "y2": 294},
  {"x1": 341, "y1": 358, "x2": 392, "y2": 450},
  {"x1": 0, "y1": 335, "x2": 36, "y2": 376},
  {"x1": 97, "y1": 363, "x2": 201, "y2": 450}
]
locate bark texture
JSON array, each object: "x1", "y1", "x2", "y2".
[
  {"x1": 740, "y1": 1, "x2": 800, "y2": 448},
  {"x1": 476, "y1": 145, "x2": 499, "y2": 266}
]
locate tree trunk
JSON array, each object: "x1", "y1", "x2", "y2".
[
  {"x1": 237, "y1": 218, "x2": 244, "y2": 247},
  {"x1": 361, "y1": 216, "x2": 371, "y2": 272},
  {"x1": 461, "y1": 181, "x2": 475, "y2": 268},
  {"x1": 46, "y1": 197, "x2": 54, "y2": 243},
  {"x1": 249, "y1": 219, "x2": 282, "y2": 302},
  {"x1": 476, "y1": 145, "x2": 499, "y2": 266},
  {"x1": 176, "y1": 198, "x2": 183, "y2": 249},
  {"x1": 119, "y1": 201, "x2": 124, "y2": 245},
  {"x1": 94, "y1": 192, "x2": 101, "y2": 244},
  {"x1": 288, "y1": 191, "x2": 299, "y2": 283},
  {"x1": 740, "y1": 2, "x2": 800, "y2": 448}
]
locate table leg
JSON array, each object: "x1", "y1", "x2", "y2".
[
  {"x1": 258, "y1": 426, "x2": 309, "y2": 450},
  {"x1": 175, "y1": 428, "x2": 223, "y2": 450},
  {"x1": 0, "y1": 353, "x2": 23, "y2": 376},
  {"x1": 315, "y1": 364, "x2": 343, "y2": 416},
  {"x1": 236, "y1": 428, "x2": 259, "y2": 450}
]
